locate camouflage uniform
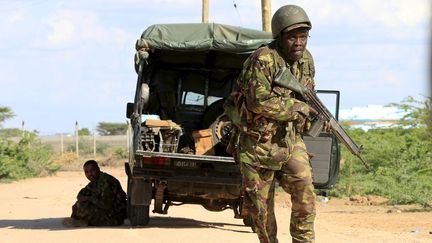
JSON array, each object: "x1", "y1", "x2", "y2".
[
  {"x1": 71, "y1": 172, "x2": 127, "y2": 226},
  {"x1": 235, "y1": 40, "x2": 316, "y2": 243}
]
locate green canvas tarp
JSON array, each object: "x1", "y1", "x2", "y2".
[{"x1": 135, "y1": 23, "x2": 273, "y2": 53}]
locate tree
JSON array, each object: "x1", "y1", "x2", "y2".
[
  {"x1": 387, "y1": 95, "x2": 432, "y2": 137},
  {"x1": 78, "y1": 128, "x2": 91, "y2": 136},
  {"x1": 0, "y1": 106, "x2": 14, "y2": 126},
  {"x1": 96, "y1": 122, "x2": 128, "y2": 135},
  {"x1": 0, "y1": 128, "x2": 22, "y2": 137}
]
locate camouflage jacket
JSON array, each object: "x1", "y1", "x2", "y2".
[
  {"x1": 78, "y1": 172, "x2": 127, "y2": 217},
  {"x1": 234, "y1": 41, "x2": 315, "y2": 169}
]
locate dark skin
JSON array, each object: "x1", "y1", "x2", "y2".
[
  {"x1": 280, "y1": 27, "x2": 309, "y2": 64},
  {"x1": 280, "y1": 27, "x2": 315, "y2": 89},
  {"x1": 280, "y1": 27, "x2": 332, "y2": 132},
  {"x1": 79, "y1": 164, "x2": 101, "y2": 202},
  {"x1": 84, "y1": 163, "x2": 100, "y2": 182}
]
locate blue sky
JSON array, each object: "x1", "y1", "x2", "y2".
[{"x1": 0, "y1": 0, "x2": 430, "y2": 135}]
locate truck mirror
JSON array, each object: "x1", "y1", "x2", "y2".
[{"x1": 126, "y1": 102, "x2": 134, "y2": 118}]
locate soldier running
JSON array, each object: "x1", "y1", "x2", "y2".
[{"x1": 229, "y1": 5, "x2": 319, "y2": 243}]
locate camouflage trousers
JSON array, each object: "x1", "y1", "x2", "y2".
[
  {"x1": 240, "y1": 138, "x2": 316, "y2": 243},
  {"x1": 71, "y1": 201, "x2": 123, "y2": 226}
]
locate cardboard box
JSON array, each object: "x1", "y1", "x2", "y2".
[{"x1": 192, "y1": 128, "x2": 215, "y2": 155}]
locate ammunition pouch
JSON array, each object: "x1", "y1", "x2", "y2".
[{"x1": 245, "y1": 116, "x2": 277, "y2": 142}]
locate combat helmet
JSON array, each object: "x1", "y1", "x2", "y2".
[{"x1": 271, "y1": 5, "x2": 312, "y2": 38}]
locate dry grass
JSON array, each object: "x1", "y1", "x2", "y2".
[{"x1": 53, "y1": 152, "x2": 126, "y2": 171}]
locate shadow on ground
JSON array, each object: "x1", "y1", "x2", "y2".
[
  {"x1": 143, "y1": 216, "x2": 252, "y2": 233},
  {"x1": 0, "y1": 216, "x2": 252, "y2": 233}
]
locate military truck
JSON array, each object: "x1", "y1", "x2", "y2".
[{"x1": 125, "y1": 23, "x2": 340, "y2": 226}]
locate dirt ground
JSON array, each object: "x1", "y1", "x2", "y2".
[{"x1": 1, "y1": 167, "x2": 431, "y2": 243}]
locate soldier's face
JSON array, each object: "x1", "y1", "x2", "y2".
[
  {"x1": 84, "y1": 164, "x2": 100, "y2": 182},
  {"x1": 280, "y1": 28, "x2": 309, "y2": 62}
]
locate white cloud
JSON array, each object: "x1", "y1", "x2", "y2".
[
  {"x1": 111, "y1": 28, "x2": 131, "y2": 50},
  {"x1": 357, "y1": 0, "x2": 430, "y2": 28},
  {"x1": 0, "y1": 10, "x2": 33, "y2": 47},
  {"x1": 275, "y1": 0, "x2": 430, "y2": 34},
  {"x1": 45, "y1": 10, "x2": 99, "y2": 46},
  {"x1": 271, "y1": 0, "x2": 358, "y2": 26},
  {"x1": 5, "y1": 11, "x2": 27, "y2": 24},
  {"x1": 378, "y1": 72, "x2": 404, "y2": 87},
  {"x1": 47, "y1": 19, "x2": 76, "y2": 45},
  {"x1": 44, "y1": 9, "x2": 131, "y2": 48}
]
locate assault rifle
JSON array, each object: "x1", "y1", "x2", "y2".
[{"x1": 274, "y1": 66, "x2": 371, "y2": 170}]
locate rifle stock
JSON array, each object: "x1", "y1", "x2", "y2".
[{"x1": 274, "y1": 66, "x2": 371, "y2": 170}]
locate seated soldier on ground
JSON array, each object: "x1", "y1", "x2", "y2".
[{"x1": 62, "y1": 160, "x2": 127, "y2": 227}]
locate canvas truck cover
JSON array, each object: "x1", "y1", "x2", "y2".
[
  {"x1": 136, "y1": 23, "x2": 273, "y2": 52},
  {"x1": 134, "y1": 23, "x2": 273, "y2": 71}
]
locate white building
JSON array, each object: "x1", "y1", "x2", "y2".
[{"x1": 339, "y1": 105, "x2": 405, "y2": 130}]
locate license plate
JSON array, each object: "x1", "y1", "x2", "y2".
[{"x1": 173, "y1": 160, "x2": 198, "y2": 168}]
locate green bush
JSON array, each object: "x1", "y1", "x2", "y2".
[
  {"x1": 96, "y1": 142, "x2": 109, "y2": 155},
  {"x1": 330, "y1": 97, "x2": 432, "y2": 207},
  {"x1": 1, "y1": 106, "x2": 59, "y2": 181},
  {"x1": 0, "y1": 133, "x2": 59, "y2": 181},
  {"x1": 112, "y1": 147, "x2": 128, "y2": 159}
]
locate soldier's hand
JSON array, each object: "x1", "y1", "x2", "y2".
[
  {"x1": 303, "y1": 78, "x2": 315, "y2": 90},
  {"x1": 323, "y1": 121, "x2": 332, "y2": 132},
  {"x1": 308, "y1": 106, "x2": 318, "y2": 118}
]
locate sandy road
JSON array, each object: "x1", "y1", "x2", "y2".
[{"x1": 1, "y1": 167, "x2": 431, "y2": 243}]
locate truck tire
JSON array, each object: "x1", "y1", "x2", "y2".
[
  {"x1": 201, "y1": 99, "x2": 225, "y2": 129},
  {"x1": 129, "y1": 204, "x2": 150, "y2": 226},
  {"x1": 125, "y1": 163, "x2": 150, "y2": 226}
]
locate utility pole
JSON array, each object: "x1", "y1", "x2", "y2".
[
  {"x1": 202, "y1": 0, "x2": 209, "y2": 23},
  {"x1": 21, "y1": 120, "x2": 25, "y2": 137},
  {"x1": 261, "y1": 0, "x2": 271, "y2": 32},
  {"x1": 75, "y1": 121, "x2": 79, "y2": 158},
  {"x1": 60, "y1": 133, "x2": 64, "y2": 155},
  {"x1": 93, "y1": 129, "x2": 96, "y2": 158}
]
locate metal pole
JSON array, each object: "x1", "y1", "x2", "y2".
[
  {"x1": 261, "y1": 0, "x2": 271, "y2": 32},
  {"x1": 75, "y1": 121, "x2": 79, "y2": 158},
  {"x1": 93, "y1": 129, "x2": 96, "y2": 158},
  {"x1": 21, "y1": 120, "x2": 25, "y2": 137},
  {"x1": 60, "y1": 133, "x2": 64, "y2": 155},
  {"x1": 202, "y1": 0, "x2": 209, "y2": 23}
]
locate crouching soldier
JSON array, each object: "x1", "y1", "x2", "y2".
[{"x1": 63, "y1": 160, "x2": 127, "y2": 227}]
